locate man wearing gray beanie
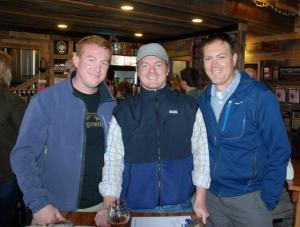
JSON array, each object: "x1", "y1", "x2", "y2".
[{"x1": 96, "y1": 43, "x2": 210, "y2": 226}]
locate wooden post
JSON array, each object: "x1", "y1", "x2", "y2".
[{"x1": 237, "y1": 23, "x2": 247, "y2": 71}]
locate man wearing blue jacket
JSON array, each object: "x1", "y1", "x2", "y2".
[
  {"x1": 10, "y1": 35, "x2": 116, "y2": 225},
  {"x1": 199, "y1": 33, "x2": 291, "y2": 227}
]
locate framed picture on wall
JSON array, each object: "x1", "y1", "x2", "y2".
[
  {"x1": 279, "y1": 67, "x2": 300, "y2": 81},
  {"x1": 275, "y1": 87, "x2": 286, "y2": 102},
  {"x1": 263, "y1": 67, "x2": 273, "y2": 80},
  {"x1": 54, "y1": 40, "x2": 69, "y2": 55},
  {"x1": 288, "y1": 88, "x2": 300, "y2": 104}
]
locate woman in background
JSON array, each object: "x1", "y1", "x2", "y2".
[{"x1": 0, "y1": 51, "x2": 26, "y2": 227}]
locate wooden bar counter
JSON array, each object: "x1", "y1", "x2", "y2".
[
  {"x1": 62, "y1": 211, "x2": 197, "y2": 226},
  {"x1": 61, "y1": 160, "x2": 300, "y2": 227}
]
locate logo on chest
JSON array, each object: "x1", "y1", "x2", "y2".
[
  {"x1": 168, "y1": 109, "x2": 178, "y2": 114},
  {"x1": 86, "y1": 113, "x2": 102, "y2": 128}
]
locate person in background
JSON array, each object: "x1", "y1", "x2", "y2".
[
  {"x1": 199, "y1": 33, "x2": 291, "y2": 227},
  {"x1": 244, "y1": 67, "x2": 258, "y2": 80},
  {"x1": 106, "y1": 66, "x2": 116, "y2": 96},
  {"x1": 115, "y1": 80, "x2": 133, "y2": 103},
  {"x1": 180, "y1": 67, "x2": 203, "y2": 100},
  {"x1": 244, "y1": 66, "x2": 295, "y2": 227},
  {"x1": 171, "y1": 75, "x2": 183, "y2": 92},
  {"x1": 292, "y1": 128, "x2": 300, "y2": 160},
  {"x1": 10, "y1": 35, "x2": 116, "y2": 225},
  {"x1": 0, "y1": 51, "x2": 27, "y2": 227},
  {"x1": 95, "y1": 43, "x2": 210, "y2": 227}
]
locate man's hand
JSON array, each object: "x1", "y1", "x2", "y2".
[
  {"x1": 94, "y1": 196, "x2": 117, "y2": 227},
  {"x1": 193, "y1": 201, "x2": 209, "y2": 224},
  {"x1": 32, "y1": 204, "x2": 65, "y2": 225},
  {"x1": 95, "y1": 208, "x2": 111, "y2": 227},
  {"x1": 193, "y1": 187, "x2": 209, "y2": 224}
]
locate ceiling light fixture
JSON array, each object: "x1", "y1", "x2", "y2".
[
  {"x1": 121, "y1": 5, "x2": 134, "y2": 11},
  {"x1": 134, "y1": 33, "x2": 143, "y2": 37},
  {"x1": 57, "y1": 24, "x2": 68, "y2": 29},
  {"x1": 192, "y1": 18, "x2": 203, "y2": 23}
]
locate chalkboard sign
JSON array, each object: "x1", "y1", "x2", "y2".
[{"x1": 279, "y1": 67, "x2": 300, "y2": 80}]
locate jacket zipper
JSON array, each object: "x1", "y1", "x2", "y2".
[
  {"x1": 77, "y1": 105, "x2": 87, "y2": 208},
  {"x1": 155, "y1": 92, "x2": 161, "y2": 205},
  {"x1": 244, "y1": 150, "x2": 256, "y2": 191},
  {"x1": 213, "y1": 99, "x2": 232, "y2": 183},
  {"x1": 96, "y1": 90, "x2": 115, "y2": 134},
  {"x1": 221, "y1": 100, "x2": 232, "y2": 131}
]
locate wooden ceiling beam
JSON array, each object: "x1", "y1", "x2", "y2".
[
  {"x1": 0, "y1": 9, "x2": 203, "y2": 39},
  {"x1": 225, "y1": 1, "x2": 294, "y2": 34},
  {"x1": 127, "y1": 0, "x2": 227, "y2": 19},
  {"x1": 0, "y1": 2, "x2": 221, "y2": 33},
  {"x1": 0, "y1": 0, "x2": 296, "y2": 41},
  {"x1": 247, "y1": 32, "x2": 300, "y2": 43},
  {"x1": 22, "y1": 0, "x2": 226, "y2": 29},
  {"x1": 128, "y1": 0, "x2": 294, "y2": 34}
]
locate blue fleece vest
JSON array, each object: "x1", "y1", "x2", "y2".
[{"x1": 114, "y1": 86, "x2": 198, "y2": 209}]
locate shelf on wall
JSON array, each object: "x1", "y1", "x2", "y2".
[{"x1": 53, "y1": 54, "x2": 70, "y2": 60}]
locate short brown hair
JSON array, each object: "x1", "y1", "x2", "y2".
[
  {"x1": 0, "y1": 51, "x2": 12, "y2": 88},
  {"x1": 201, "y1": 32, "x2": 236, "y2": 54},
  {"x1": 117, "y1": 81, "x2": 133, "y2": 98},
  {"x1": 76, "y1": 35, "x2": 112, "y2": 56},
  {"x1": 180, "y1": 67, "x2": 201, "y2": 88}
]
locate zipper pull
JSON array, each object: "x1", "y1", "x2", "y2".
[{"x1": 221, "y1": 100, "x2": 232, "y2": 132}]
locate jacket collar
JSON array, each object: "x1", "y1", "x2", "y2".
[
  {"x1": 140, "y1": 85, "x2": 170, "y2": 101},
  {"x1": 204, "y1": 71, "x2": 255, "y2": 102}
]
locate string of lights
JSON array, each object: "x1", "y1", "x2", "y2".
[{"x1": 252, "y1": 0, "x2": 299, "y2": 16}]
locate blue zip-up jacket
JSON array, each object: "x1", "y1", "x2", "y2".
[
  {"x1": 10, "y1": 73, "x2": 116, "y2": 213},
  {"x1": 200, "y1": 72, "x2": 291, "y2": 210},
  {"x1": 114, "y1": 86, "x2": 198, "y2": 209}
]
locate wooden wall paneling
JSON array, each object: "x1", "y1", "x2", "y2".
[{"x1": 0, "y1": 31, "x2": 50, "y2": 84}]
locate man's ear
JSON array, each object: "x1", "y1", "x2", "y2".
[
  {"x1": 72, "y1": 55, "x2": 79, "y2": 69},
  {"x1": 232, "y1": 53, "x2": 238, "y2": 67}
]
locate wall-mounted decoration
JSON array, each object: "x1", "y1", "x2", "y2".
[
  {"x1": 279, "y1": 67, "x2": 300, "y2": 80},
  {"x1": 275, "y1": 87, "x2": 286, "y2": 102},
  {"x1": 288, "y1": 88, "x2": 300, "y2": 104},
  {"x1": 191, "y1": 38, "x2": 202, "y2": 72},
  {"x1": 53, "y1": 59, "x2": 66, "y2": 74},
  {"x1": 263, "y1": 67, "x2": 273, "y2": 80},
  {"x1": 39, "y1": 57, "x2": 48, "y2": 73},
  {"x1": 54, "y1": 40, "x2": 69, "y2": 55}
]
